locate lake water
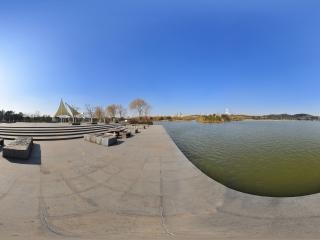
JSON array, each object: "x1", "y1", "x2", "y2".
[{"x1": 159, "y1": 120, "x2": 320, "y2": 197}]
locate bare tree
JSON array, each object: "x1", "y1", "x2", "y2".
[
  {"x1": 129, "y1": 98, "x2": 150, "y2": 118},
  {"x1": 143, "y1": 103, "x2": 151, "y2": 117},
  {"x1": 116, "y1": 104, "x2": 126, "y2": 118},
  {"x1": 94, "y1": 106, "x2": 104, "y2": 123},
  {"x1": 85, "y1": 104, "x2": 95, "y2": 123},
  {"x1": 34, "y1": 111, "x2": 41, "y2": 118},
  {"x1": 106, "y1": 104, "x2": 117, "y2": 118}
]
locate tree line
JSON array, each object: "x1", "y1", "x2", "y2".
[
  {"x1": 85, "y1": 98, "x2": 151, "y2": 123},
  {"x1": 0, "y1": 98, "x2": 151, "y2": 123},
  {"x1": 0, "y1": 110, "x2": 52, "y2": 123}
]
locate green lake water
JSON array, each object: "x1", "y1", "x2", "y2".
[{"x1": 159, "y1": 120, "x2": 320, "y2": 197}]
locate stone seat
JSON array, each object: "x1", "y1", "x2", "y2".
[
  {"x1": 84, "y1": 133, "x2": 117, "y2": 147},
  {"x1": 106, "y1": 127, "x2": 126, "y2": 137},
  {"x1": 3, "y1": 137, "x2": 33, "y2": 159},
  {"x1": 120, "y1": 130, "x2": 131, "y2": 138}
]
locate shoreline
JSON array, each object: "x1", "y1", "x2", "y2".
[{"x1": 156, "y1": 119, "x2": 320, "y2": 123}]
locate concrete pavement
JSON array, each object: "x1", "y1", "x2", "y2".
[{"x1": 0, "y1": 125, "x2": 320, "y2": 239}]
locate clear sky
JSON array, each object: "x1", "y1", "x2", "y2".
[{"x1": 1, "y1": 0, "x2": 320, "y2": 116}]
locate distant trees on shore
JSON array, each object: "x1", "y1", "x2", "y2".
[
  {"x1": 151, "y1": 115, "x2": 199, "y2": 121},
  {"x1": 84, "y1": 98, "x2": 151, "y2": 124},
  {"x1": 0, "y1": 110, "x2": 23, "y2": 122},
  {"x1": 105, "y1": 104, "x2": 127, "y2": 119},
  {"x1": 116, "y1": 104, "x2": 126, "y2": 118},
  {"x1": 197, "y1": 114, "x2": 231, "y2": 123},
  {"x1": 0, "y1": 110, "x2": 52, "y2": 123},
  {"x1": 85, "y1": 104, "x2": 95, "y2": 123},
  {"x1": 129, "y1": 98, "x2": 151, "y2": 118},
  {"x1": 106, "y1": 104, "x2": 117, "y2": 118},
  {"x1": 151, "y1": 113, "x2": 320, "y2": 124},
  {"x1": 94, "y1": 106, "x2": 104, "y2": 123},
  {"x1": 1, "y1": 98, "x2": 152, "y2": 124}
]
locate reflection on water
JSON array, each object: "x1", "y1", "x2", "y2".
[{"x1": 159, "y1": 120, "x2": 320, "y2": 197}]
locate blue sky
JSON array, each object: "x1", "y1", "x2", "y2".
[{"x1": 1, "y1": 0, "x2": 320, "y2": 116}]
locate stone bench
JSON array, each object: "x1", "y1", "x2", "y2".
[
  {"x1": 3, "y1": 137, "x2": 33, "y2": 159},
  {"x1": 106, "y1": 127, "x2": 126, "y2": 138},
  {"x1": 84, "y1": 133, "x2": 117, "y2": 147},
  {"x1": 120, "y1": 131, "x2": 132, "y2": 138}
]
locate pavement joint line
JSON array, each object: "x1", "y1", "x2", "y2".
[
  {"x1": 0, "y1": 177, "x2": 18, "y2": 201},
  {"x1": 60, "y1": 173, "x2": 99, "y2": 208},
  {"x1": 118, "y1": 157, "x2": 149, "y2": 201},
  {"x1": 38, "y1": 163, "x2": 71, "y2": 237},
  {"x1": 160, "y1": 156, "x2": 175, "y2": 237},
  {"x1": 38, "y1": 196, "x2": 77, "y2": 238}
]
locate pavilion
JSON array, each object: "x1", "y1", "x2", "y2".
[{"x1": 54, "y1": 99, "x2": 81, "y2": 123}]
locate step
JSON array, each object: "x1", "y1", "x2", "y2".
[
  {"x1": 0, "y1": 126, "x2": 113, "y2": 134},
  {"x1": 0, "y1": 123, "x2": 117, "y2": 129},
  {"x1": 0, "y1": 125, "x2": 115, "y2": 132}
]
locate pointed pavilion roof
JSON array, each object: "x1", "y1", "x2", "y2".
[
  {"x1": 65, "y1": 103, "x2": 81, "y2": 117},
  {"x1": 54, "y1": 99, "x2": 71, "y2": 117}
]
